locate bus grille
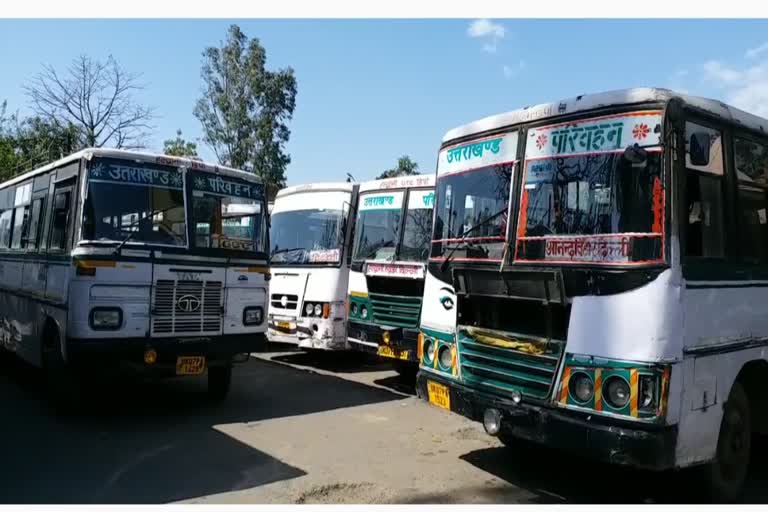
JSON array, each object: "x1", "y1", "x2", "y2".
[
  {"x1": 368, "y1": 293, "x2": 422, "y2": 329},
  {"x1": 270, "y1": 293, "x2": 299, "y2": 311},
  {"x1": 457, "y1": 331, "x2": 559, "y2": 400},
  {"x1": 152, "y1": 280, "x2": 223, "y2": 335}
]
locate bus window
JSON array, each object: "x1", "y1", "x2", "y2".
[
  {"x1": 734, "y1": 136, "x2": 768, "y2": 263},
  {"x1": 49, "y1": 189, "x2": 72, "y2": 251},
  {"x1": 685, "y1": 122, "x2": 725, "y2": 258},
  {"x1": 0, "y1": 209, "x2": 11, "y2": 248},
  {"x1": 24, "y1": 198, "x2": 44, "y2": 250}
]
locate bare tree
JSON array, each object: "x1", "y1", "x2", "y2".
[{"x1": 25, "y1": 55, "x2": 155, "y2": 149}]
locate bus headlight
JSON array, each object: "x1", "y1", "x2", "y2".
[
  {"x1": 568, "y1": 372, "x2": 594, "y2": 403},
  {"x1": 314, "y1": 303, "x2": 322, "y2": 317},
  {"x1": 604, "y1": 376, "x2": 631, "y2": 409},
  {"x1": 423, "y1": 338, "x2": 435, "y2": 364},
  {"x1": 437, "y1": 344, "x2": 453, "y2": 370},
  {"x1": 639, "y1": 374, "x2": 657, "y2": 409},
  {"x1": 243, "y1": 306, "x2": 264, "y2": 326},
  {"x1": 360, "y1": 306, "x2": 368, "y2": 319},
  {"x1": 351, "y1": 303, "x2": 359, "y2": 316},
  {"x1": 305, "y1": 303, "x2": 314, "y2": 316},
  {"x1": 89, "y1": 307, "x2": 122, "y2": 330}
]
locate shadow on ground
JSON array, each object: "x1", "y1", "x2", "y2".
[
  {"x1": 0, "y1": 352, "x2": 402, "y2": 504},
  {"x1": 449, "y1": 434, "x2": 768, "y2": 504},
  {"x1": 266, "y1": 343, "x2": 391, "y2": 374}
]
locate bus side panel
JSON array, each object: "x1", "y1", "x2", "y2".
[
  {"x1": 675, "y1": 346, "x2": 768, "y2": 467},
  {"x1": 566, "y1": 269, "x2": 683, "y2": 364},
  {"x1": 347, "y1": 269, "x2": 367, "y2": 296},
  {"x1": 420, "y1": 270, "x2": 457, "y2": 336}
]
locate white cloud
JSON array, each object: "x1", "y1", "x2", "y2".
[
  {"x1": 502, "y1": 60, "x2": 526, "y2": 79},
  {"x1": 703, "y1": 60, "x2": 743, "y2": 84},
  {"x1": 701, "y1": 58, "x2": 768, "y2": 117},
  {"x1": 468, "y1": 19, "x2": 505, "y2": 39},
  {"x1": 746, "y1": 42, "x2": 768, "y2": 59},
  {"x1": 467, "y1": 19, "x2": 506, "y2": 54}
]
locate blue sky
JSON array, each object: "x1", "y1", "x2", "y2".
[{"x1": 1, "y1": 19, "x2": 768, "y2": 185}]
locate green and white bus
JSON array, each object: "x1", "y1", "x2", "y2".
[
  {"x1": 346, "y1": 174, "x2": 435, "y2": 374},
  {"x1": 417, "y1": 88, "x2": 768, "y2": 500}
]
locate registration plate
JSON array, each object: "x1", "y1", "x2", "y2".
[
  {"x1": 427, "y1": 380, "x2": 451, "y2": 410},
  {"x1": 176, "y1": 356, "x2": 206, "y2": 375},
  {"x1": 276, "y1": 320, "x2": 294, "y2": 330},
  {"x1": 377, "y1": 345, "x2": 410, "y2": 361}
]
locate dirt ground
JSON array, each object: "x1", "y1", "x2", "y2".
[{"x1": 2, "y1": 344, "x2": 768, "y2": 504}]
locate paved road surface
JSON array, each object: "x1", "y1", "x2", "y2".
[{"x1": 1, "y1": 345, "x2": 767, "y2": 503}]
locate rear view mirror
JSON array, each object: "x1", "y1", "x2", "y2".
[{"x1": 690, "y1": 131, "x2": 711, "y2": 166}]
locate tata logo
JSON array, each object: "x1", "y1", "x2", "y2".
[
  {"x1": 280, "y1": 295, "x2": 288, "y2": 307},
  {"x1": 178, "y1": 272, "x2": 202, "y2": 281},
  {"x1": 177, "y1": 295, "x2": 201, "y2": 313}
]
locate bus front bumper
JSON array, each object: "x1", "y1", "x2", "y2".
[
  {"x1": 348, "y1": 321, "x2": 419, "y2": 363},
  {"x1": 66, "y1": 333, "x2": 267, "y2": 376},
  {"x1": 416, "y1": 371, "x2": 677, "y2": 471}
]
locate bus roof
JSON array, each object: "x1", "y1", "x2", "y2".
[
  {"x1": 275, "y1": 181, "x2": 355, "y2": 198},
  {"x1": 358, "y1": 173, "x2": 436, "y2": 193},
  {"x1": 442, "y1": 87, "x2": 768, "y2": 144},
  {"x1": 0, "y1": 147, "x2": 262, "y2": 192}
]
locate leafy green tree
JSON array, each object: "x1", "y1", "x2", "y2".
[
  {"x1": 163, "y1": 129, "x2": 198, "y2": 157},
  {"x1": 0, "y1": 105, "x2": 79, "y2": 180},
  {"x1": 194, "y1": 24, "x2": 297, "y2": 200},
  {"x1": 377, "y1": 155, "x2": 420, "y2": 179}
]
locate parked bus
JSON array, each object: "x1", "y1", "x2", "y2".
[
  {"x1": 267, "y1": 182, "x2": 358, "y2": 350},
  {"x1": 347, "y1": 174, "x2": 435, "y2": 375},
  {"x1": 0, "y1": 148, "x2": 270, "y2": 408},
  {"x1": 417, "y1": 87, "x2": 768, "y2": 500}
]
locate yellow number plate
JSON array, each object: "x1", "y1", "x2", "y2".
[
  {"x1": 377, "y1": 345, "x2": 410, "y2": 360},
  {"x1": 176, "y1": 356, "x2": 206, "y2": 376},
  {"x1": 276, "y1": 320, "x2": 294, "y2": 330},
  {"x1": 427, "y1": 380, "x2": 451, "y2": 410}
]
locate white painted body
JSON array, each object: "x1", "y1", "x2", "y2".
[
  {"x1": 267, "y1": 183, "x2": 356, "y2": 350},
  {"x1": 418, "y1": 87, "x2": 768, "y2": 472},
  {"x1": 0, "y1": 148, "x2": 270, "y2": 370}
]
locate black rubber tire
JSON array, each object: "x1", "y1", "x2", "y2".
[
  {"x1": 41, "y1": 329, "x2": 82, "y2": 415},
  {"x1": 703, "y1": 381, "x2": 751, "y2": 503},
  {"x1": 207, "y1": 363, "x2": 233, "y2": 402}
]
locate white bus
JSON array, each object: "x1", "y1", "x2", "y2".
[
  {"x1": 267, "y1": 182, "x2": 358, "y2": 350},
  {"x1": 417, "y1": 88, "x2": 768, "y2": 500},
  {"x1": 347, "y1": 174, "x2": 435, "y2": 375},
  {"x1": 0, "y1": 148, "x2": 270, "y2": 408}
]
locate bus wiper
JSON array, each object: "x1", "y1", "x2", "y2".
[
  {"x1": 271, "y1": 247, "x2": 306, "y2": 256},
  {"x1": 112, "y1": 205, "x2": 179, "y2": 255},
  {"x1": 439, "y1": 208, "x2": 507, "y2": 272}
]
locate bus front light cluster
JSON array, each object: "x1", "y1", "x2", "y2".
[
  {"x1": 89, "y1": 307, "x2": 123, "y2": 330},
  {"x1": 303, "y1": 302, "x2": 330, "y2": 319},
  {"x1": 243, "y1": 306, "x2": 264, "y2": 326},
  {"x1": 560, "y1": 357, "x2": 670, "y2": 419}
]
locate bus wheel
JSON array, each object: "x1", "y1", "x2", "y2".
[
  {"x1": 41, "y1": 328, "x2": 81, "y2": 415},
  {"x1": 705, "y1": 381, "x2": 751, "y2": 502},
  {"x1": 207, "y1": 363, "x2": 232, "y2": 402}
]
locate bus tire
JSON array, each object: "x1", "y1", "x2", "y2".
[
  {"x1": 41, "y1": 325, "x2": 81, "y2": 415},
  {"x1": 207, "y1": 363, "x2": 232, "y2": 402},
  {"x1": 704, "y1": 381, "x2": 751, "y2": 503}
]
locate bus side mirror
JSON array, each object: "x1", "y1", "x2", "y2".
[{"x1": 690, "y1": 132, "x2": 711, "y2": 166}]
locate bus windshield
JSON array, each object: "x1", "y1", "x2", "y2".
[
  {"x1": 400, "y1": 189, "x2": 434, "y2": 262},
  {"x1": 516, "y1": 111, "x2": 665, "y2": 264},
  {"x1": 431, "y1": 164, "x2": 513, "y2": 262},
  {"x1": 190, "y1": 171, "x2": 266, "y2": 254},
  {"x1": 82, "y1": 158, "x2": 187, "y2": 247},
  {"x1": 353, "y1": 191, "x2": 404, "y2": 261},
  {"x1": 270, "y1": 208, "x2": 344, "y2": 265}
]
